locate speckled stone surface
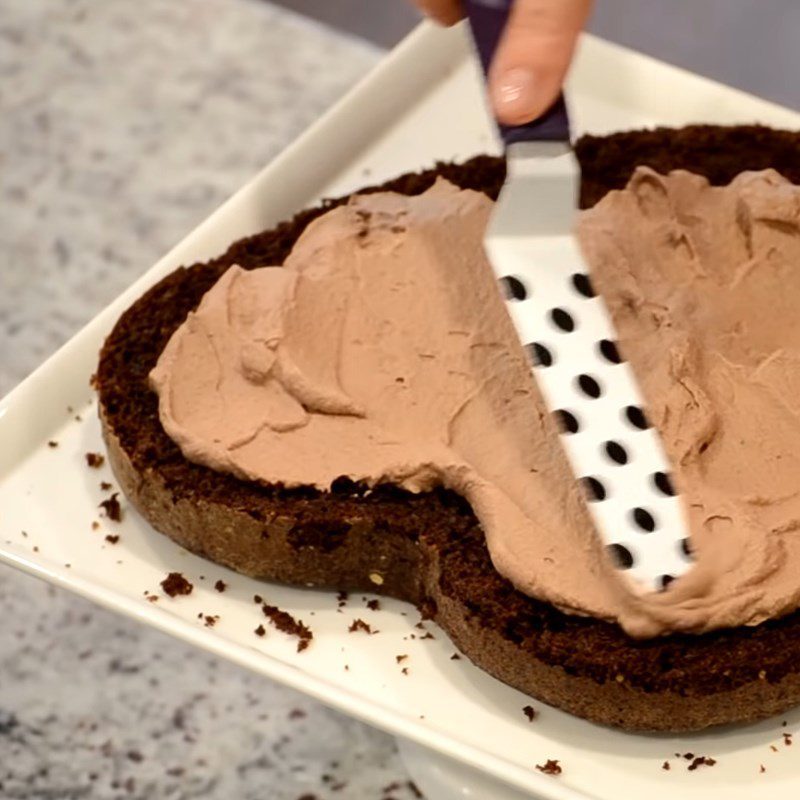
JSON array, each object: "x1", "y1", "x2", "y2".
[{"x1": 0, "y1": 2, "x2": 423, "y2": 797}]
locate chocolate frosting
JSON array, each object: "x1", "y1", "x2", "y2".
[{"x1": 150, "y1": 170, "x2": 800, "y2": 638}]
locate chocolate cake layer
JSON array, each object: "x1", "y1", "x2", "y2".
[{"x1": 97, "y1": 125, "x2": 800, "y2": 731}]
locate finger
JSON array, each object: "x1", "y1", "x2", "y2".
[
  {"x1": 489, "y1": 0, "x2": 593, "y2": 125},
  {"x1": 411, "y1": 0, "x2": 464, "y2": 26}
]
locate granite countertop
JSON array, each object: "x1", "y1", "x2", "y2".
[{"x1": 0, "y1": 1, "x2": 421, "y2": 797}]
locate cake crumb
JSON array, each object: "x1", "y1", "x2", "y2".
[
  {"x1": 662, "y1": 761, "x2": 670, "y2": 771},
  {"x1": 407, "y1": 781, "x2": 423, "y2": 799},
  {"x1": 760, "y1": 764, "x2": 766, "y2": 773},
  {"x1": 214, "y1": 580, "x2": 227, "y2": 593},
  {"x1": 161, "y1": 572, "x2": 193, "y2": 598},
  {"x1": 145, "y1": 593, "x2": 159, "y2": 603},
  {"x1": 261, "y1": 603, "x2": 312, "y2": 651},
  {"x1": 770, "y1": 745, "x2": 779, "y2": 753},
  {"x1": 85, "y1": 452, "x2": 105, "y2": 468},
  {"x1": 783, "y1": 732, "x2": 793, "y2": 746},
  {"x1": 536, "y1": 759, "x2": 562, "y2": 776},
  {"x1": 366, "y1": 599, "x2": 380, "y2": 611},
  {"x1": 98, "y1": 493, "x2": 122, "y2": 522},
  {"x1": 104, "y1": 534, "x2": 120, "y2": 544},
  {"x1": 48, "y1": 440, "x2": 58, "y2": 448},
  {"x1": 254, "y1": 624, "x2": 266, "y2": 637},
  {"x1": 395, "y1": 654, "x2": 408, "y2": 664},
  {"x1": 687, "y1": 756, "x2": 717, "y2": 771},
  {"x1": 450, "y1": 653, "x2": 461, "y2": 660},
  {"x1": 253, "y1": 594, "x2": 263, "y2": 604},
  {"x1": 337, "y1": 591, "x2": 348, "y2": 608},
  {"x1": 401, "y1": 667, "x2": 409, "y2": 675},
  {"x1": 100, "y1": 482, "x2": 112, "y2": 491},
  {"x1": 419, "y1": 631, "x2": 435, "y2": 641},
  {"x1": 203, "y1": 615, "x2": 219, "y2": 628},
  {"x1": 522, "y1": 705, "x2": 537, "y2": 722},
  {"x1": 348, "y1": 618, "x2": 375, "y2": 634},
  {"x1": 91, "y1": 521, "x2": 100, "y2": 531},
  {"x1": 289, "y1": 708, "x2": 306, "y2": 720}
]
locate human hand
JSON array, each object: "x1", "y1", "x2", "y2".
[{"x1": 412, "y1": 0, "x2": 593, "y2": 125}]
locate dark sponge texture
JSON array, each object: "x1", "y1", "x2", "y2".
[{"x1": 97, "y1": 125, "x2": 800, "y2": 731}]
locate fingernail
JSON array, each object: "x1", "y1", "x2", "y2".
[{"x1": 492, "y1": 67, "x2": 538, "y2": 119}]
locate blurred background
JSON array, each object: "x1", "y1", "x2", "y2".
[{"x1": 276, "y1": 0, "x2": 800, "y2": 108}]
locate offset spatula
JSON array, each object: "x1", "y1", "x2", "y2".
[{"x1": 464, "y1": 0, "x2": 694, "y2": 595}]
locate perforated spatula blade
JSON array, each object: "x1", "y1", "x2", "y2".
[{"x1": 464, "y1": 0, "x2": 694, "y2": 595}]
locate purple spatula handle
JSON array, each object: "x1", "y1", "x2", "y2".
[{"x1": 463, "y1": 0, "x2": 570, "y2": 145}]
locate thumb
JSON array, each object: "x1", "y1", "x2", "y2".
[
  {"x1": 488, "y1": 0, "x2": 593, "y2": 125},
  {"x1": 412, "y1": 0, "x2": 464, "y2": 26}
]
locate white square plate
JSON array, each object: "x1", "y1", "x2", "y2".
[{"x1": 2, "y1": 22, "x2": 800, "y2": 800}]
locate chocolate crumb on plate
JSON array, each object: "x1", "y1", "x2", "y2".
[
  {"x1": 98, "y1": 493, "x2": 122, "y2": 522},
  {"x1": 104, "y1": 534, "x2": 120, "y2": 544},
  {"x1": 47, "y1": 440, "x2": 58, "y2": 448},
  {"x1": 289, "y1": 708, "x2": 306, "y2": 720},
  {"x1": 337, "y1": 590, "x2": 349, "y2": 608},
  {"x1": 85, "y1": 452, "x2": 105, "y2": 468},
  {"x1": 160, "y1": 572, "x2": 193, "y2": 598},
  {"x1": 100, "y1": 481, "x2": 112, "y2": 491},
  {"x1": 91, "y1": 521, "x2": 100, "y2": 531},
  {"x1": 254, "y1": 624, "x2": 266, "y2": 637},
  {"x1": 662, "y1": 761, "x2": 670, "y2": 771},
  {"x1": 348, "y1": 618, "x2": 375, "y2": 634},
  {"x1": 760, "y1": 764, "x2": 766, "y2": 773},
  {"x1": 450, "y1": 653, "x2": 461, "y2": 660},
  {"x1": 366, "y1": 599, "x2": 380, "y2": 611},
  {"x1": 203, "y1": 615, "x2": 219, "y2": 627},
  {"x1": 771, "y1": 745, "x2": 779, "y2": 752},
  {"x1": 522, "y1": 705, "x2": 537, "y2": 722},
  {"x1": 253, "y1": 594, "x2": 263, "y2": 604},
  {"x1": 401, "y1": 667, "x2": 409, "y2": 675},
  {"x1": 407, "y1": 781, "x2": 424, "y2": 799},
  {"x1": 214, "y1": 579, "x2": 227, "y2": 593},
  {"x1": 261, "y1": 603, "x2": 312, "y2": 652},
  {"x1": 784, "y1": 732, "x2": 794, "y2": 745},
  {"x1": 536, "y1": 759, "x2": 562, "y2": 776},
  {"x1": 687, "y1": 756, "x2": 717, "y2": 771},
  {"x1": 395, "y1": 654, "x2": 408, "y2": 664}
]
